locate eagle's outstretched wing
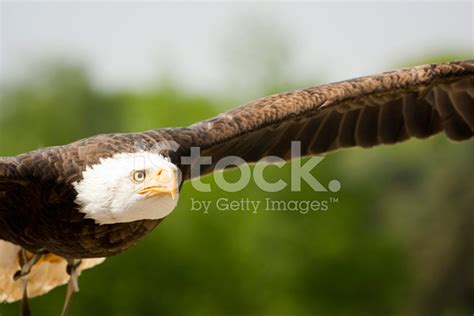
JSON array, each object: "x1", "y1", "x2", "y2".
[
  {"x1": 157, "y1": 60, "x2": 473, "y2": 179},
  {"x1": 0, "y1": 60, "x2": 472, "y2": 306},
  {"x1": 0, "y1": 60, "x2": 472, "y2": 256}
]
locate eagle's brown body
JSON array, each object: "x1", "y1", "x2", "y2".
[
  {"x1": 1, "y1": 61, "x2": 473, "y2": 259},
  {"x1": 0, "y1": 134, "x2": 163, "y2": 258}
]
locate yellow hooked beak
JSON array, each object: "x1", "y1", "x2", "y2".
[{"x1": 137, "y1": 168, "x2": 178, "y2": 200}]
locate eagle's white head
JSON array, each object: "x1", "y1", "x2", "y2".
[{"x1": 73, "y1": 152, "x2": 180, "y2": 225}]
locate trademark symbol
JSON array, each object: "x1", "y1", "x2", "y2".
[{"x1": 329, "y1": 197, "x2": 339, "y2": 203}]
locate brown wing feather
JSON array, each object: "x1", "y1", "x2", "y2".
[
  {"x1": 161, "y1": 60, "x2": 473, "y2": 180},
  {"x1": 1, "y1": 60, "x2": 473, "y2": 257}
]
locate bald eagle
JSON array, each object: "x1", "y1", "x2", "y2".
[{"x1": 1, "y1": 61, "x2": 473, "y2": 315}]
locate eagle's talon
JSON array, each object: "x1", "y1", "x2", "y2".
[
  {"x1": 14, "y1": 248, "x2": 41, "y2": 316},
  {"x1": 60, "y1": 259, "x2": 82, "y2": 316},
  {"x1": 13, "y1": 249, "x2": 41, "y2": 281}
]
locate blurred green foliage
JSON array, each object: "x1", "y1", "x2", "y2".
[{"x1": 0, "y1": 53, "x2": 472, "y2": 316}]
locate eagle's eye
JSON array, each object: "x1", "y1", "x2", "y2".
[{"x1": 132, "y1": 170, "x2": 146, "y2": 183}]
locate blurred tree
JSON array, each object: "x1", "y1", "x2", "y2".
[
  {"x1": 0, "y1": 61, "x2": 123, "y2": 155},
  {"x1": 379, "y1": 140, "x2": 474, "y2": 316},
  {"x1": 219, "y1": 19, "x2": 313, "y2": 101}
]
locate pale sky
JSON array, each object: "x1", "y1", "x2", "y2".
[{"x1": 1, "y1": 1, "x2": 473, "y2": 95}]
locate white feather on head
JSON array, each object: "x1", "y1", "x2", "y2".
[{"x1": 74, "y1": 152, "x2": 180, "y2": 225}]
